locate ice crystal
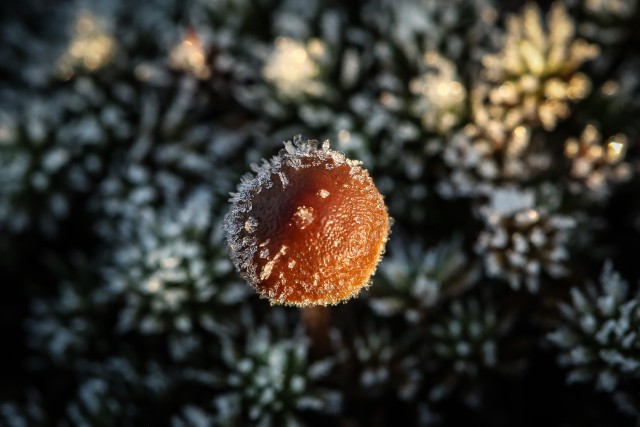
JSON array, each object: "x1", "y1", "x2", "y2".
[
  {"x1": 365, "y1": 0, "x2": 498, "y2": 62},
  {"x1": 263, "y1": 37, "x2": 327, "y2": 101},
  {"x1": 409, "y1": 52, "x2": 467, "y2": 134},
  {"x1": 0, "y1": 80, "x2": 116, "y2": 235},
  {"x1": 168, "y1": 29, "x2": 211, "y2": 79},
  {"x1": 64, "y1": 359, "x2": 171, "y2": 426},
  {"x1": 548, "y1": 262, "x2": 640, "y2": 393},
  {"x1": 337, "y1": 321, "x2": 422, "y2": 401},
  {"x1": 101, "y1": 188, "x2": 248, "y2": 351},
  {"x1": 475, "y1": 188, "x2": 576, "y2": 292},
  {"x1": 0, "y1": 391, "x2": 45, "y2": 427},
  {"x1": 56, "y1": 10, "x2": 117, "y2": 78},
  {"x1": 580, "y1": 0, "x2": 639, "y2": 44},
  {"x1": 425, "y1": 295, "x2": 514, "y2": 408},
  {"x1": 371, "y1": 236, "x2": 478, "y2": 322},
  {"x1": 171, "y1": 406, "x2": 214, "y2": 427},
  {"x1": 584, "y1": 0, "x2": 637, "y2": 18},
  {"x1": 564, "y1": 124, "x2": 631, "y2": 199},
  {"x1": 435, "y1": 121, "x2": 550, "y2": 198},
  {"x1": 482, "y1": 3, "x2": 599, "y2": 130},
  {"x1": 26, "y1": 266, "x2": 112, "y2": 365},
  {"x1": 214, "y1": 326, "x2": 341, "y2": 426}
]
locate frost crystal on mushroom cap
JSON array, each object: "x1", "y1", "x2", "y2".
[{"x1": 224, "y1": 136, "x2": 391, "y2": 306}]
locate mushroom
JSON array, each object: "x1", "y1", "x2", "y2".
[{"x1": 224, "y1": 136, "x2": 391, "y2": 307}]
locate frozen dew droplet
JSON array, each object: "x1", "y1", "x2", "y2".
[
  {"x1": 224, "y1": 137, "x2": 391, "y2": 306},
  {"x1": 318, "y1": 189, "x2": 330, "y2": 198},
  {"x1": 292, "y1": 206, "x2": 315, "y2": 229},
  {"x1": 260, "y1": 260, "x2": 276, "y2": 281},
  {"x1": 244, "y1": 217, "x2": 258, "y2": 233}
]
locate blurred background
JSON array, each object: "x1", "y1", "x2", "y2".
[{"x1": 1, "y1": 0, "x2": 640, "y2": 425}]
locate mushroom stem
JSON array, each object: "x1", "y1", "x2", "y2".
[{"x1": 300, "y1": 306, "x2": 332, "y2": 358}]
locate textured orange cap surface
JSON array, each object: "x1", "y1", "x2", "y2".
[{"x1": 224, "y1": 137, "x2": 391, "y2": 306}]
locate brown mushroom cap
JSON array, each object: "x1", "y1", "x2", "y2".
[{"x1": 224, "y1": 138, "x2": 391, "y2": 306}]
